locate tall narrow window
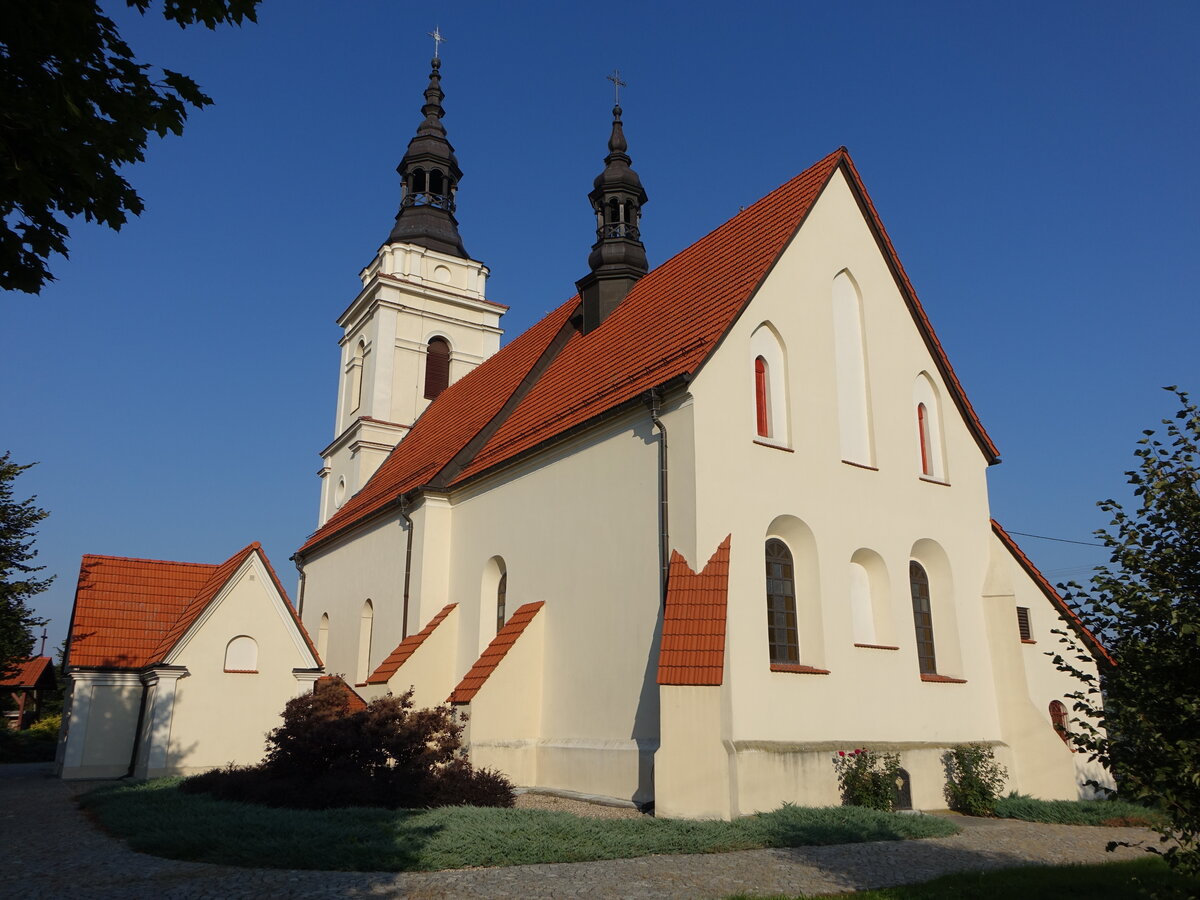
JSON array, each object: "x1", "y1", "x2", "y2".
[
  {"x1": 909, "y1": 562, "x2": 937, "y2": 674},
  {"x1": 424, "y1": 337, "x2": 450, "y2": 400},
  {"x1": 317, "y1": 613, "x2": 330, "y2": 662},
  {"x1": 1049, "y1": 700, "x2": 1070, "y2": 744},
  {"x1": 913, "y1": 374, "x2": 945, "y2": 480},
  {"x1": 917, "y1": 403, "x2": 931, "y2": 476},
  {"x1": 356, "y1": 600, "x2": 374, "y2": 684},
  {"x1": 349, "y1": 339, "x2": 366, "y2": 411},
  {"x1": 495, "y1": 572, "x2": 508, "y2": 634},
  {"x1": 832, "y1": 271, "x2": 873, "y2": 464},
  {"x1": 766, "y1": 539, "x2": 799, "y2": 664},
  {"x1": 754, "y1": 356, "x2": 770, "y2": 437}
]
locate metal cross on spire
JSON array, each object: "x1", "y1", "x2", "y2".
[
  {"x1": 429, "y1": 26, "x2": 446, "y2": 59},
  {"x1": 606, "y1": 69, "x2": 626, "y2": 105}
]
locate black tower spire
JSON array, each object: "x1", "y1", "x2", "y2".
[
  {"x1": 386, "y1": 54, "x2": 469, "y2": 258},
  {"x1": 576, "y1": 94, "x2": 649, "y2": 334}
]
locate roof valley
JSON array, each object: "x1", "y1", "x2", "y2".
[{"x1": 430, "y1": 305, "x2": 582, "y2": 490}]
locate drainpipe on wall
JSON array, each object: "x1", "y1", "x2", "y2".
[
  {"x1": 398, "y1": 494, "x2": 415, "y2": 640},
  {"x1": 126, "y1": 679, "x2": 150, "y2": 778},
  {"x1": 646, "y1": 389, "x2": 669, "y2": 603},
  {"x1": 291, "y1": 553, "x2": 307, "y2": 618}
]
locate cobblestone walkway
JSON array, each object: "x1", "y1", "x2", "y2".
[{"x1": 1, "y1": 763, "x2": 1158, "y2": 899}]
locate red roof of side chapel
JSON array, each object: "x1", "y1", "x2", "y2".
[
  {"x1": 300, "y1": 148, "x2": 999, "y2": 556},
  {"x1": 67, "y1": 543, "x2": 319, "y2": 670}
]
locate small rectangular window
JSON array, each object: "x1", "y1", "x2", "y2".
[{"x1": 1016, "y1": 606, "x2": 1032, "y2": 641}]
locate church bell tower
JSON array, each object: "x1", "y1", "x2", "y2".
[
  {"x1": 577, "y1": 74, "x2": 649, "y2": 334},
  {"x1": 318, "y1": 39, "x2": 505, "y2": 526}
]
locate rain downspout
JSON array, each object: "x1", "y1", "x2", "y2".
[
  {"x1": 647, "y1": 390, "x2": 669, "y2": 602},
  {"x1": 399, "y1": 494, "x2": 415, "y2": 640}
]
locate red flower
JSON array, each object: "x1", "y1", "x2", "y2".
[{"x1": 838, "y1": 751, "x2": 846, "y2": 757}]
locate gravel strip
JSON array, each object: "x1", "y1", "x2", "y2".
[{"x1": 1, "y1": 762, "x2": 1160, "y2": 899}]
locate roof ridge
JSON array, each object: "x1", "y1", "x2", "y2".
[
  {"x1": 148, "y1": 544, "x2": 260, "y2": 662},
  {"x1": 79, "y1": 553, "x2": 220, "y2": 569},
  {"x1": 430, "y1": 305, "x2": 581, "y2": 489}
]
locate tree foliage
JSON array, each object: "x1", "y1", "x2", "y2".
[
  {"x1": 1053, "y1": 387, "x2": 1200, "y2": 879},
  {"x1": 0, "y1": 0, "x2": 260, "y2": 293},
  {"x1": 0, "y1": 453, "x2": 51, "y2": 680}
]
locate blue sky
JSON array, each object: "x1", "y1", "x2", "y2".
[{"x1": 3, "y1": 1, "x2": 1197, "y2": 650}]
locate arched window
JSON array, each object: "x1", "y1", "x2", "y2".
[
  {"x1": 913, "y1": 373, "x2": 946, "y2": 480},
  {"x1": 750, "y1": 323, "x2": 789, "y2": 446},
  {"x1": 495, "y1": 571, "x2": 508, "y2": 634},
  {"x1": 754, "y1": 356, "x2": 770, "y2": 437},
  {"x1": 349, "y1": 339, "x2": 366, "y2": 411},
  {"x1": 917, "y1": 403, "x2": 931, "y2": 476},
  {"x1": 224, "y1": 635, "x2": 258, "y2": 672},
  {"x1": 1049, "y1": 700, "x2": 1071, "y2": 744},
  {"x1": 356, "y1": 600, "x2": 374, "y2": 684},
  {"x1": 429, "y1": 169, "x2": 444, "y2": 195},
  {"x1": 848, "y1": 561, "x2": 876, "y2": 645},
  {"x1": 317, "y1": 613, "x2": 330, "y2": 662},
  {"x1": 765, "y1": 539, "x2": 799, "y2": 664},
  {"x1": 424, "y1": 337, "x2": 451, "y2": 400},
  {"x1": 412, "y1": 168, "x2": 427, "y2": 194},
  {"x1": 832, "y1": 271, "x2": 873, "y2": 464},
  {"x1": 909, "y1": 562, "x2": 937, "y2": 674}
]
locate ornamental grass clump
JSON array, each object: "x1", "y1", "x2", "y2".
[
  {"x1": 832, "y1": 748, "x2": 902, "y2": 811},
  {"x1": 942, "y1": 743, "x2": 1008, "y2": 816}
]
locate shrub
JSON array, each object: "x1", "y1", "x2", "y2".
[
  {"x1": 181, "y1": 680, "x2": 514, "y2": 810},
  {"x1": 943, "y1": 743, "x2": 1008, "y2": 816},
  {"x1": 832, "y1": 748, "x2": 902, "y2": 811}
]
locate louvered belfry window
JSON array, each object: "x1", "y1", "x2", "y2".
[
  {"x1": 1016, "y1": 606, "x2": 1033, "y2": 641},
  {"x1": 766, "y1": 539, "x2": 799, "y2": 663},
  {"x1": 909, "y1": 561, "x2": 937, "y2": 674},
  {"x1": 424, "y1": 337, "x2": 451, "y2": 400}
]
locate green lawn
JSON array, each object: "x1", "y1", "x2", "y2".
[
  {"x1": 80, "y1": 780, "x2": 957, "y2": 872},
  {"x1": 729, "y1": 857, "x2": 1198, "y2": 898},
  {"x1": 993, "y1": 794, "x2": 1164, "y2": 828}
]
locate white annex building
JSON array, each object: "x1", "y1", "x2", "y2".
[{"x1": 293, "y1": 58, "x2": 1112, "y2": 818}]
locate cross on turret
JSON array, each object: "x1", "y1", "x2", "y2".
[
  {"x1": 429, "y1": 26, "x2": 446, "y2": 59},
  {"x1": 606, "y1": 69, "x2": 626, "y2": 105}
]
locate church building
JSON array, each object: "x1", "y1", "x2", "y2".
[{"x1": 294, "y1": 55, "x2": 1109, "y2": 818}]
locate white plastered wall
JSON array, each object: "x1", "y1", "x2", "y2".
[
  {"x1": 672, "y1": 166, "x2": 1010, "y2": 816},
  {"x1": 983, "y1": 535, "x2": 1112, "y2": 799},
  {"x1": 301, "y1": 514, "x2": 409, "y2": 685},
  {"x1": 443, "y1": 408, "x2": 669, "y2": 806},
  {"x1": 378, "y1": 604, "x2": 462, "y2": 709},
  {"x1": 458, "y1": 608, "x2": 546, "y2": 788},
  {"x1": 149, "y1": 555, "x2": 320, "y2": 777}
]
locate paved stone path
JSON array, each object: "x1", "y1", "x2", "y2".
[{"x1": 1, "y1": 762, "x2": 1159, "y2": 899}]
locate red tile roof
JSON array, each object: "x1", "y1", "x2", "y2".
[
  {"x1": 316, "y1": 674, "x2": 368, "y2": 712},
  {"x1": 366, "y1": 603, "x2": 456, "y2": 684},
  {"x1": 67, "y1": 543, "x2": 317, "y2": 670},
  {"x1": 990, "y1": 520, "x2": 1114, "y2": 667},
  {"x1": 657, "y1": 536, "x2": 731, "y2": 686},
  {"x1": 299, "y1": 148, "x2": 998, "y2": 556},
  {"x1": 0, "y1": 656, "x2": 55, "y2": 689},
  {"x1": 448, "y1": 601, "x2": 544, "y2": 704}
]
